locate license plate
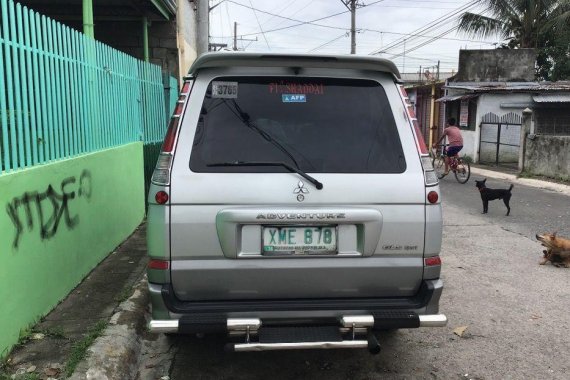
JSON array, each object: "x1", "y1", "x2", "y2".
[{"x1": 262, "y1": 226, "x2": 337, "y2": 255}]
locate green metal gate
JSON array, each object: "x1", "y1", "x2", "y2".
[{"x1": 0, "y1": 0, "x2": 169, "y2": 177}]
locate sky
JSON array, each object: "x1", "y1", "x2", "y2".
[{"x1": 208, "y1": 0, "x2": 501, "y2": 74}]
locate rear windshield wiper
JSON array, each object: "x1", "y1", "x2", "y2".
[
  {"x1": 207, "y1": 161, "x2": 323, "y2": 190},
  {"x1": 223, "y1": 99, "x2": 306, "y2": 170}
]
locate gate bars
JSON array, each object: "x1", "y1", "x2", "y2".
[{"x1": 0, "y1": 0, "x2": 169, "y2": 174}]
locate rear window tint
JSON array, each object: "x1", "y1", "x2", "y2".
[{"x1": 189, "y1": 77, "x2": 406, "y2": 173}]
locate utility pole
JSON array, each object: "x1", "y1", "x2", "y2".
[
  {"x1": 350, "y1": 0, "x2": 356, "y2": 54},
  {"x1": 231, "y1": 22, "x2": 257, "y2": 51},
  {"x1": 197, "y1": 0, "x2": 209, "y2": 55},
  {"x1": 428, "y1": 60, "x2": 441, "y2": 148},
  {"x1": 402, "y1": 39, "x2": 407, "y2": 73},
  {"x1": 341, "y1": 0, "x2": 357, "y2": 54},
  {"x1": 233, "y1": 22, "x2": 237, "y2": 51}
]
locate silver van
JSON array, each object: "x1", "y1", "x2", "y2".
[{"x1": 147, "y1": 53, "x2": 446, "y2": 353}]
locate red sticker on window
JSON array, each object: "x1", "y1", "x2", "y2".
[{"x1": 269, "y1": 81, "x2": 324, "y2": 95}]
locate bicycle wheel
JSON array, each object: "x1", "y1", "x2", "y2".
[
  {"x1": 454, "y1": 159, "x2": 471, "y2": 184},
  {"x1": 432, "y1": 155, "x2": 446, "y2": 179}
]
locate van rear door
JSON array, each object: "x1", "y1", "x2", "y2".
[{"x1": 169, "y1": 72, "x2": 427, "y2": 301}]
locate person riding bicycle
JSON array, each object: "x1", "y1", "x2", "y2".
[{"x1": 433, "y1": 117, "x2": 463, "y2": 176}]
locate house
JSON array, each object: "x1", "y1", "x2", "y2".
[
  {"x1": 403, "y1": 71, "x2": 455, "y2": 147},
  {"x1": 435, "y1": 49, "x2": 570, "y2": 179}
]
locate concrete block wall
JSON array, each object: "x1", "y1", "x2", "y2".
[
  {"x1": 453, "y1": 49, "x2": 536, "y2": 82},
  {"x1": 525, "y1": 135, "x2": 570, "y2": 180},
  {"x1": 95, "y1": 20, "x2": 179, "y2": 79},
  {"x1": 0, "y1": 143, "x2": 145, "y2": 357}
]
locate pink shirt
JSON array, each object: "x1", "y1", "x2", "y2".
[{"x1": 443, "y1": 126, "x2": 463, "y2": 147}]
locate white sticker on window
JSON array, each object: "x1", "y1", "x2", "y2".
[{"x1": 212, "y1": 81, "x2": 238, "y2": 98}]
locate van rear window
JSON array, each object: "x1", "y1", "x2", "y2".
[{"x1": 189, "y1": 77, "x2": 406, "y2": 173}]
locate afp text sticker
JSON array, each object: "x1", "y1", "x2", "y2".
[
  {"x1": 282, "y1": 94, "x2": 306, "y2": 103},
  {"x1": 211, "y1": 81, "x2": 238, "y2": 98}
]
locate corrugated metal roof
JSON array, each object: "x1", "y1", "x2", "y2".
[
  {"x1": 533, "y1": 94, "x2": 570, "y2": 103},
  {"x1": 435, "y1": 94, "x2": 478, "y2": 103},
  {"x1": 445, "y1": 81, "x2": 570, "y2": 92}
]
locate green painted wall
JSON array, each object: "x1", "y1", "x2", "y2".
[{"x1": 0, "y1": 142, "x2": 145, "y2": 357}]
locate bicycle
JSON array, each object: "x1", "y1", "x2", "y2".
[{"x1": 431, "y1": 144, "x2": 471, "y2": 184}]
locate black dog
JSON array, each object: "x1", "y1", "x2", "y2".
[{"x1": 475, "y1": 179, "x2": 514, "y2": 216}]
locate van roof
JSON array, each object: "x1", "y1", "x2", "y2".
[{"x1": 187, "y1": 52, "x2": 401, "y2": 79}]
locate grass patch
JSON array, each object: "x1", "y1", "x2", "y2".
[
  {"x1": 17, "y1": 326, "x2": 34, "y2": 346},
  {"x1": 518, "y1": 170, "x2": 570, "y2": 183},
  {"x1": 114, "y1": 286, "x2": 134, "y2": 303},
  {"x1": 38, "y1": 326, "x2": 67, "y2": 340},
  {"x1": 64, "y1": 320, "x2": 107, "y2": 377},
  {"x1": 0, "y1": 373, "x2": 40, "y2": 380}
]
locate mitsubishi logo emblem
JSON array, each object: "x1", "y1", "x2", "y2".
[{"x1": 293, "y1": 181, "x2": 308, "y2": 202}]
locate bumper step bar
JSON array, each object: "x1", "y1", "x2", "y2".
[
  {"x1": 149, "y1": 313, "x2": 447, "y2": 353},
  {"x1": 230, "y1": 340, "x2": 369, "y2": 352}
]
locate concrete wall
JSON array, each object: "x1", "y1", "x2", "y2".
[
  {"x1": 94, "y1": 20, "x2": 179, "y2": 79},
  {"x1": 525, "y1": 136, "x2": 570, "y2": 180},
  {"x1": 0, "y1": 143, "x2": 145, "y2": 357},
  {"x1": 462, "y1": 130, "x2": 478, "y2": 161},
  {"x1": 453, "y1": 49, "x2": 536, "y2": 82}
]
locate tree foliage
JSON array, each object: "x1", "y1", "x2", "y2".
[{"x1": 458, "y1": 0, "x2": 570, "y2": 80}]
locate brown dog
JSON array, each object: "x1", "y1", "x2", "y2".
[{"x1": 536, "y1": 232, "x2": 570, "y2": 268}]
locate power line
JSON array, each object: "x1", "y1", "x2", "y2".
[
  {"x1": 247, "y1": 0, "x2": 270, "y2": 49},
  {"x1": 389, "y1": 25, "x2": 459, "y2": 59},
  {"x1": 224, "y1": 0, "x2": 349, "y2": 35},
  {"x1": 368, "y1": 0, "x2": 478, "y2": 55},
  {"x1": 220, "y1": 0, "x2": 385, "y2": 38},
  {"x1": 307, "y1": 32, "x2": 348, "y2": 52},
  {"x1": 362, "y1": 28, "x2": 496, "y2": 45},
  {"x1": 260, "y1": 0, "x2": 300, "y2": 27},
  {"x1": 212, "y1": 0, "x2": 489, "y2": 48}
]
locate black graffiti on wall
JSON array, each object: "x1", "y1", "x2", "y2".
[{"x1": 6, "y1": 170, "x2": 92, "y2": 249}]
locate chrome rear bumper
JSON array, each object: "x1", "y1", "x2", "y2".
[
  {"x1": 419, "y1": 314, "x2": 448, "y2": 327},
  {"x1": 149, "y1": 313, "x2": 447, "y2": 334}
]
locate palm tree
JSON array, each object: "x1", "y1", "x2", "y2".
[{"x1": 458, "y1": 0, "x2": 570, "y2": 79}]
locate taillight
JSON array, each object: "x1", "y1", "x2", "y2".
[
  {"x1": 427, "y1": 191, "x2": 439, "y2": 204},
  {"x1": 181, "y1": 81, "x2": 191, "y2": 93},
  {"x1": 173, "y1": 99, "x2": 185, "y2": 116},
  {"x1": 161, "y1": 116, "x2": 180, "y2": 153},
  {"x1": 412, "y1": 120, "x2": 428, "y2": 154},
  {"x1": 421, "y1": 156, "x2": 438, "y2": 186},
  {"x1": 148, "y1": 259, "x2": 169, "y2": 270},
  {"x1": 155, "y1": 190, "x2": 169, "y2": 204},
  {"x1": 152, "y1": 80, "x2": 193, "y2": 186},
  {"x1": 399, "y1": 84, "x2": 436, "y2": 186},
  {"x1": 398, "y1": 85, "x2": 428, "y2": 155},
  {"x1": 151, "y1": 154, "x2": 173, "y2": 185},
  {"x1": 424, "y1": 256, "x2": 442, "y2": 266}
]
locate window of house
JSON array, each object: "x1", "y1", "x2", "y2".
[{"x1": 535, "y1": 108, "x2": 570, "y2": 135}]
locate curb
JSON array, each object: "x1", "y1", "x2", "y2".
[
  {"x1": 470, "y1": 167, "x2": 570, "y2": 196},
  {"x1": 69, "y1": 276, "x2": 149, "y2": 380}
]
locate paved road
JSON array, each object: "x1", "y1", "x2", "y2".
[
  {"x1": 138, "y1": 178, "x2": 570, "y2": 380},
  {"x1": 440, "y1": 174, "x2": 570, "y2": 238}
]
